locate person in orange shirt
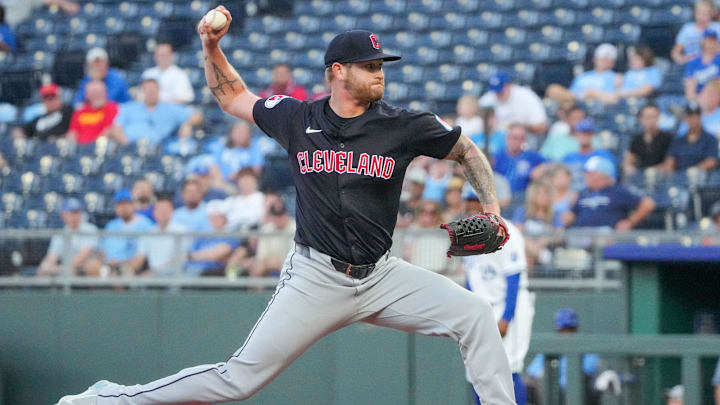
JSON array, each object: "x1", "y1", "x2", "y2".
[{"x1": 67, "y1": 80, "x2": 118, "y2": 144}]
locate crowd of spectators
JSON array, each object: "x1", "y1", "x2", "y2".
[{"x1": 1, "y1": 0, "x2": 720, "y2": 279}]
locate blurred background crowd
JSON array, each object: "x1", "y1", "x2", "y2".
[{"x1": 1, "y1": 0, "x2": 720, "y2": 280}]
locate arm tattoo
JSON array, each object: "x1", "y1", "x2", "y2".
[
  {"x1": 446, "y1": 136, "x2": 498, "y2": 206},
  {"x1": 208, "y1": 62, "x2": 241, "y2": 99}
]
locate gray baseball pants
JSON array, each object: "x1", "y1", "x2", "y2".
[{"x1": 94, "y1": 243, "x2": 516, "y2": 404}]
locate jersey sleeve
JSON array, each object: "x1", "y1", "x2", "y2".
[
  {"x1": 407, "y1": 112, "x2": 462, "y2": 159},
  {"x1": 252, "y1": 96, "x2": 303, "y2": 150}
]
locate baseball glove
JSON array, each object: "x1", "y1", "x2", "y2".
[{"x1": 440, "y1": 213, "x2": 509, "y2": 257}]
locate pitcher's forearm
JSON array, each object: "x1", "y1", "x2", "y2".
[{"x1": 203, "y1": 46, "x2": 248, "y2": 110}]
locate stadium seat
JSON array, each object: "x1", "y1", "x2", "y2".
[{"x1": 503, "y1": 10, "x2": 540, "y2": 29}]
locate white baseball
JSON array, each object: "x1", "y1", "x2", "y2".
[{"x1": 204, "y1": 9, "x2": 227, "y2": 31}]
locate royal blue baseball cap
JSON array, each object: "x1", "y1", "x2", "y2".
[
  {"x1": 488, "y1": 73, "x2": 509, "y2": 93},
  {"x1": 584, "y1": 156, "x2": 616, "y2": 179},
  {"x1": 113, "y1": 189, "x2": 133, "y2": 203},
  {"x1": 324, "y1": 30, "x2": 401, "y2": 67},
  {"x1": 62, "y1": 198, "x2": 84, "y2": 212},
  {"x1": 574, "y1": 117, "x2": 596, "y2": 133},
  {"x1": 703, "y1": 29, "x2": 718, "y2": 39},
  {"x1": 555, "y1": 308, "x2": 579, "y2": 329}
]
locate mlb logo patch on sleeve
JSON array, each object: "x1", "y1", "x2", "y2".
[{"x1": 265, "y1": 95, "x2": 290, "y2": 109}]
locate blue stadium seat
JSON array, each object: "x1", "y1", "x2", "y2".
[
  {"x1": 334, "y1": 0, "x2": 371, "y2": 15},
  {"x1": 516, "y1": 0, "x2": 552, "y2": 9},
  {"x1": 478, "y1": 11, "x2": 505, "y2": 29},
  {"x1": 117, "y1": 2, "x2": 140, "y2": 19},
  {"x1": 408, "y1": 12, "x2": 432, "y2": 31},
  {"x1": 294, "y1": 0, "x2": 334, "y2": 16},
  {"x1": 543, "y1": 8, "x2": 577, "y2": 26},
  {"x1": 650, "y1": 6, "x2": 692, "y2": 25},
  {"x1": 417, "y1": 0, "x2": 444, "y2": 13},
  {"x1": 504, "y1": 10, "x2": 541, "y2": 29},
  {"x1": 617, "y1": 6, "x2": 652, "y2": 24},
  {"x1": 372, "y1": 0, "x2": 407, "y2": 15},
  {"x1": 453, "y1": 29, "x2": 489, "y2": 47},
  {"x1": 484, "y1": 0, "x2": 516, "y2": 11},
  {"x1": 171, "y1": 0, "x2": 208, "y2": 18},
  {"x1": 603, "y1": 24, "x2": 641, "y2": 43}
]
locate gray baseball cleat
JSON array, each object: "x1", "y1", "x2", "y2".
[{"x1": 56, "y1": 380, "x2": 118, "y2": 405}]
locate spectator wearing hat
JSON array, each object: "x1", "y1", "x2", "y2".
[
  {"x1": 73, "y1": 47, "x2": 130, "y2": 105},
  {"x1": 540, "y1": 104, "x2": 583, "y2": 162},
  {"x1": 684, "y1": 29, "x2": 720, "y2": 102},
  {"x1": 698, "y1": 79, "x2": 720, "y2": 137},
  {"x1": 443, "y1": 177, "x2": 466, "y2": 221},
  {"x1": 130, "y1": 197, "x2": 189, "y2": 276},
  {"x1": 666, "y1": 385, "x2": 684, "y2": 405},
  {"x1": 479, "y1": 73, "x2": 548, "y2": 134},
  {"x1": 13, "y1": 83, "x2": 73, "y2": 141},
  {"x1": 546, "y1": 43, "x2": 621, "y2": 104},
  {"x1": 185, "y1": 199, "x2": 241, "y2": 276},
  {"x1": 66, "y1": 80, "x2": 118, "y2": 144},
  {"x1": 672, "y1": 0, "x2": 720, "y2": 64},
  {"x1": 526, "y1": 308, "x2": 602, "y2": 405},
  {"x1": 171, "y1": 178, "x2": 212, "y2": 232},
  {"x1": 663, "y1": 103, "x2": 719, "y2": 173},
  {"x1": 209, "y1": 121, "x2": 264, "y2": 193},
  {"x1": 617, "y1": 45, "x2": 663, "y2": 100},
  {"x1": 225, "y1": 168, "x2": 265, "y2": 231},
  {"x1": 142, "y1": 41, "x2": 195, "y2": 104},
  {"x1": 245, "y1": 198, "x2": 297, "y2": 277},
  {"x1": 95, "y1": 189, "x2": 154, "y2": 276},
  {"x1": 109, "y1": 71, "x2": 203, "y2": 146},
  {"x1": 258, "y1": 63, "x2": 308, "y2": 101},
  {"x1": 562, "y1": 118, "x2": 616, "y2": 190},
  {"x1": 131, "y1": 179, "x2": 157, "y2": 222},
  {"x1": 623, "y1": 104, "x2": 674, "y2": 177},
  {"x1": 492, "y1": 124, "x2": 546, "y2": 193},
  {"x1": 564, "y1": 156, "x2": 655, "y2": 231},
  {"x1": 37, "y1": 198, "x2": 99, "y2": 276},
  {"x1": 0, "y1": 5, "x2": 16, "y2": 53}
]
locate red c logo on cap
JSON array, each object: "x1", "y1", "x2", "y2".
[{"x1": 369, "y1": 34, "x2": 381, "y2": 50}]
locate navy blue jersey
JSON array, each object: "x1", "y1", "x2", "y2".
[
  {"x1": 571, "y1": 184, "x2": 643, "y2": 228},
  {"x1": 253, "y1": 95, "x2": 461, "y2": 264}
]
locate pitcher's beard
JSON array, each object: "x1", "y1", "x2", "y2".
[{"x1": 345, "y1": 74, "x2": 384, "y2": 104}]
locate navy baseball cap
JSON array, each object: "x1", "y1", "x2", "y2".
[
  {"x1": 62, "y1": 198, "x2": 84, "y2": 212},
  {"x1": 554, "y1": 308, "x2": 579, "y2": 329},
  {"x1": 703, "y1": 29, "x2": 718, "y2": 39},
  {"x1": 113, "y1": 189, "x2": 132, "y2": 203},
  {"x1": 574, "y1": 117, "x2": 596, "y2": 133},
  {"x1": 488, "y1": 73, "x2": 509, "y2": 93},
  {"x1": 324, "y1": 30, "x2": 401, "y2": 67}
]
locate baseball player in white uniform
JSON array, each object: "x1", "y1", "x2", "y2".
[{"x1": 461, "y1": 184, "x2": 535, "y2": 405}]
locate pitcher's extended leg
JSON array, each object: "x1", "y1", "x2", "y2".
[{"x1": 360, "y1": 257, "x2": 516, "y2": 405}]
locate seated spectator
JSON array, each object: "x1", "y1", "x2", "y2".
[
  {"x1": 0, "y1": 5, "x2": 17, "y2": 53},
  {"x1": 540, "y1": 104, "x2": 583, "y2": 162},
  {"x1": 225, "y1": 169, "x2": 265, "y2": 231},
  {"x1": 66, "y1": 81, "x2": 118, "y2": 144},
  {"x1": 564, "y1": 156, "x2": 655, "y2": 230},
  {"x1": 73, "y1": 47, "x2": 130, "y2": 105},
  {"x1": 546, "y1": 43, "x2": 620, "y2": 104},
  {"x1": 245, "y1": 198, "x2": 296, "y2": 277},
  {"x1": 209, "y1": 121, "x2": 264, "y2": 191},
  {"x1": 109, "y1": 72, "x2": 202, "y2": 145},
  {"x1": 671, "y1": 0, "x2": 720, "y2": 64},
  {"x1": 258, "y1": 63, "x2": 308, "y2": 100},
  {"x1": 617, "y1": 45, "x2": 663, "y2": 100},
  {"x1": 37, "y1": 198, "x2": 98, "y2": 276},
  {"x1": 562, "y1": 118, "x2": 616, "y2": 190},
  {"x1": 455, "y1": 94, "x2": 484, "y2": 137},
  {"x1": 443, "y1": 177, "x2": 465, "y2": 221},
  {"x1": 94, "y1": 189, "x2": 154, "y2": 276},
  {"x1": 185, "y1": 200, "x2": 240, "y2": 276},
  {"x1": 403, "y1": 200, "x2": 449, "y2": 273},
  {"x1": 512, "y1": 181, "x2": 561, "y2": 235},
  {"x1": 397, "y1": 167, "x2": 426, "y2": 228},
  {"x1": 684, "y1": 30, "x2": 720, "y2": 102},
  {"x1": 131, "y1": 179, "x2": 156, "y2": 221},
  {"x1": 479, "y1": 73, "x2": 548, "y2": 134},
  {"x1": 623, "y1": 104, "x2": 674, "y2": 177},
  {"x1": 171, "y1": 178, "x2": 211, "y2": 231},
  {"x1": 469, "y1": 107, "x2": 506, "y2": 155},
  {"x1": 662, "y1": 104, "x2": 719, "y2": 172},
  {"x1": 493, "y1": 124, "x2": 546, "y2": 193},
  {"x1": 423, "y1": 160, "x2": 452, "y2": 202},
  {"x1": 14, "y1": 83, "x2": 73, "y2": 141},
  {"x1": 173, "y1": 162, "x2": 228, "y2": 206},
  {"x1": 548, "y1": 164, "x2": 577, "y2": 225},
  {"x1": 142, "y1": 42, "x2": 194, "y2": 104},
  {"x1": 699, "y1": 79, "x2": 720, "y2": 137},
  {"x1": 131, "y1": 197, "x2": 189, "y2": 276}
]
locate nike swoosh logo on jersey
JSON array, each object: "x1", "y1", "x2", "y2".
[{"x1": 305, "y1": 127, "x2": 323, "y2": 134}]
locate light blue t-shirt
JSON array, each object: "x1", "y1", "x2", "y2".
[
  {"x1": 422, "y1": 173, "x2": 451, "y2": 202},
  {"x1": 683, "y1": 54, "x2": 720, "y2": 92},
  {"x1": 116, "y1": 102, "x2": 192, "y2": 145},
  {"x1": 213, "y1": 140, "x2": 265, "y2": 180},
  {"x1": 675, "y1": 22, "x2": 720, "y2": 60},
  {"x1": 527, "y1": 353, "x2": 600, "y2": 389},
  {"x1": 102, "y1": 215, "x2": 155, "y2": 261},
  {"x1": 171, "y1": 203, "x2": 211, "y2": 232},
  {"x1": 563, "y1": 150, "x2": 616, "y2": 191},
  {"x1": 470, "y1": 130, "x2": 506, "y2": 155},
  {"x1": 570, "y1": 70, "x2": 617, "y2": 99},
  {"x1": 185, "y1": 236, "x2": 241, "y2": 275},
  {"x1": 622, "y1": 66, "x2": 663, "y2": 91}
]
